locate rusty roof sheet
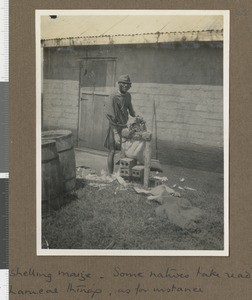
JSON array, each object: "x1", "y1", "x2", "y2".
[{"x1": 41, "y1": 15, "x2": 223, "y2": 46}]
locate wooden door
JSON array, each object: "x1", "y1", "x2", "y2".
[{"x1": 78, "y1": 59, "x2": 116, "y2": 151}]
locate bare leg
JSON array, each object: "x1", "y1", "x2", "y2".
[{"x1": 107, "y1": 150, "x2": 115, "y2": 174}]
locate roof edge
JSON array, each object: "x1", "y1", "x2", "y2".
[{"x1": 41, "y1": 31, "x2": 223, "y2": 47}]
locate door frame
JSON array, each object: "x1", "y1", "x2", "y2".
[{"x1": 76, "y1": 57, "x2": 117, "y2": 147}]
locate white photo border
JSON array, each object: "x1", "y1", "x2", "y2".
[{"x1": 36, "y1": 9, "x2": 230, "y2": 256}]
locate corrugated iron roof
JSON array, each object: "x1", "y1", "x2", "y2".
[{"x1": 41, "y1": 15, "x2": 223, "y2": 47}]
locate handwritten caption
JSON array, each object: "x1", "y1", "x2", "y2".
[{"x1": 8, "y1": 265, "x2": 252, "y2": 297}]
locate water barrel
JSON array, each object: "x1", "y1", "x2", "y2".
[
  {"x1": 42, "y1": 130, "x2": 76, "y2": 193},
  {"x1": 42, "y1": 139, "x2": 63, "y2": 216}
]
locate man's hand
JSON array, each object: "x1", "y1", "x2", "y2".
[{"x1": 135, "y1": 115, "x2": 143, "y2": 122}]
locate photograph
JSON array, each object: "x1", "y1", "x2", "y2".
[{"x1": 36, "y1": 10, "x2": 229, "y2": 255}]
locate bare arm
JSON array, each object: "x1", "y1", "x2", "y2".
[{"x1": 128, "y1": 98, "x2": 136, "y2": 118}]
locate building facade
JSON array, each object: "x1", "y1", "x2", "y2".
[{"x1": 41, "y1": 15, "x2": 224, "y2": 172}]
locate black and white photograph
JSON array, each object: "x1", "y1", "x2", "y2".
[{"x1": 36, "y1": 10, "x2": 229, "y2": 255}]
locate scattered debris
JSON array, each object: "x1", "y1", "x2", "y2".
[
  {"x1": 134, "y1": 184, "x2": 181, "y2": 198},
  {"x1": 100, "y1": 169, "x2": 107, "y2": 176},
  {"x1": 85, "y1": 174, "x2": 114, "y2": 183},
  {"x1": 76, "y1": 166, "x2": 93, "y2": 179},
  {"x1": 152, "y1": 185, "x2": 181, "y2": 197},
  {"x1": 76, "y1": 167, "x2": 115, "y2": 183},
  {"x1": 178, "y1": 186, "x2": 185, "y2": 190},
  {"x1": 155, "y1": 198, "x2": 202, "y2": 230},
  {"x1": 184, "y1": 186, "x2": 196, "y2": 191},
  {"x1": 180, "y1": 178, "x2": 185, "y2": 182},
  {"x1": 114, "y1": 172, "x2": 128, "y2": 188},
  {"x1": 173, "y1": 184, "x2": 177, "y2": 188},
  {"x1": 133, "y1": 187, "x2": 151, "y2": 194},
  {"x1": 134, "y1": 183, "x2": 202, "y2": 229},
  {"x1": 147, "y1": 191, "x2": 180, "y2": 205},
  {"x1": 147, "y1": 194, "x2": 165, "y2": 204},
  {"x1": 151, "y1": 176, "x2": 168, "y2": 182}
]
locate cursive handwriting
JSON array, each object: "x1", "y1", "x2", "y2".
[
  {"x1": 9, "y1": 265, "x2": 252, "y2": 297},
  {"x1": 10, "y1": 267, "x2": 52, "y2": 283}
]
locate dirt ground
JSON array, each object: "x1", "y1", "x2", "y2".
[{"x1": 42, "y1": 151, "x2": 224, "y2": 251}]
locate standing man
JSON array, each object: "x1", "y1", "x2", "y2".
[{"x1": 104, "y1": 74, "x2": 136, "y2": 174}]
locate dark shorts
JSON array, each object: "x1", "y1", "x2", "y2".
[{"x1": 104, "y1": 126, "x2": 123, "y2": 151}]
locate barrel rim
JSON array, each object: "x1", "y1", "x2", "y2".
[
  {"x1": 42, "y1": 130, "x2": 72, "y2": 140},
  {"x1": 42, "y1": 139, "x2": 57, "y2": 146}
]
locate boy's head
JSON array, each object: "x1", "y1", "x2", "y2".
[{"x1": 118, "y1": 74, "x2": 132, "y2": 94}]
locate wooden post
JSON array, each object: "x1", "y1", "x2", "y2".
[{"x1": 143, "y1": 133, "x2": 152, "y2": 189}]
